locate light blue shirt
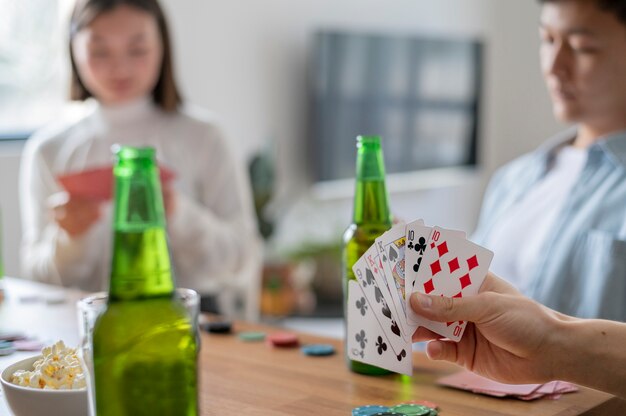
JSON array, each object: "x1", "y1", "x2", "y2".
[{"x1": 473, "y1": 128, "x2": 626, "y2": 321}]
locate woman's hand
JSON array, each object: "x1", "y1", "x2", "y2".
[
  {"x1": 162, "y1": 183, "x2": 176, "y2": 218},
  {"x1": 51, "y1": 194, "x2": 101, "y2": 238}
]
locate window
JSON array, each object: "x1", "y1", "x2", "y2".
[
  {"x1": 0, "y1": 0, "x2": 72, "y2": 140},
  {"x1": 309, "y1": 30, "x2": 483, "y2": 183}
]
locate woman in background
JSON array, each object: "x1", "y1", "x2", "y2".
[{"x1": 19, "y1": 0, "x2": 262, "y2": 318}]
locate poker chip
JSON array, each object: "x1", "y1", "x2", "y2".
[
  {"x1": 0, "y1": 331, "x2": 26, "y2": 342},
  {"x1": 390, "y1": 403, "x2": 431, "y2": 416},
  {"x1": 13, "y1": 340, "x2": 45, "y2": 352},
  {"x1": 44, "y1": 295, "x2": 67, "y2": 305},
  {"x1": 0, "y1": 343, "x2": 15, "y2": 356},
  {"x1": 201, "y1": 321, "x2": 233, "y2": 334},
  {"x1": 266, "y1": 332, "x2": 299, "y2": 348},
  {"x1": 373, "y1": 413, "x2": 405, "y2": 416},
  {"x1": 301, "y1": 344, "x2": 335, "y2": 357},
  {"x1": 352, "y1": 405, "x2": 390, "y2": 416},
  {"x1": 403, "y1": 400, "x2": 438, "y2": 410},
  {"x1": 238, "y1": 331, "x2": 266, "y2": 342}
]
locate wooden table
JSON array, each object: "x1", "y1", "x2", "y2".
[{"x1": 2, "y1": 277, "x2": 625, "y2": 415}]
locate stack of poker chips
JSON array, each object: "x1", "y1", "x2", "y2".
[{"x1": 352, "y1": 401, "x2": 439, "y2": 416}]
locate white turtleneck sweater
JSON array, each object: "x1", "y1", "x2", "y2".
[{"x1": 19, "y1": 97, "x2": 262, "y2": 318}]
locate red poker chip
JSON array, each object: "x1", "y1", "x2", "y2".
[{"x1": 267, "y1": 332, "x2": 299, "y2": 348}]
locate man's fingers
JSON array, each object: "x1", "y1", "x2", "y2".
[
  {"x1": 480, "y1": 272, "x2": 519, "y2": 296},
  {"x1": 412, "y1": 327, "x2": 444, "y2": 342},
  {"x1": 426, "y1": 340, "x2": 458, "y2": 362},
  {"x1": 410, "y1": 291, "x2": 486, "y2": 324}
]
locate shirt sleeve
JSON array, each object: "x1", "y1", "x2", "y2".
[
  {"x1": 19, "y1": 134, "x2": 106, "y2": 288},
  {"x1": 166, "y1": 123, "x2": 262, "y2": 318}
]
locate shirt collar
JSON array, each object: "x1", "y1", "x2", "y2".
[
  {"x1": 595, "y1": 130, "x2": 626, "y2": 168},
  {"x1": 533, "y1": 126, "x2": 626, "y2": 170}
]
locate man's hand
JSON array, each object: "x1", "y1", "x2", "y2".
[{"x1": 410, "y1": 272, "x2": 564, "y2": 385}]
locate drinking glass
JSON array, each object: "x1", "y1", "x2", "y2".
[{"x1": 77, "y1": 288, "x2": 199, "y2": 415}]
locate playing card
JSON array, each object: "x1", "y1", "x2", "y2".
[
  {"x1": 437, "y1": 370, "x2": 578, "y2": 400},
  {"x1": 363, "y1": 240, "x2": 409, "y2": 341},
  {"x1": 403, "y1": 220, "x2": 433, "y2": 325},
  {"x1": 57, "y1": 164, "x2": 176, "y2": 201},
  {"x1": 346, "y1": 280, "x2": 412, "y2": 376},
  {"x1": 404, "y1": 223, "x2": 467, "y2": 326},
  {"x1": 412, "y1": 226, "x2": 493, "y2": 341},
  {"x1": 437, "y1": 370, "x2": 541, "y2": 396},
  {"x1": 376, "y1": 221, "x2": 415, "y2": 338},
  {"x1": 352, "y1": 250, "x2": 409, "y2": 354}
]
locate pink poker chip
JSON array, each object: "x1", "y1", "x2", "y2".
[
  {"x1": 266, "y1": 332, "x2": 299, "y2": 348},
  {"x1": 13, "y1": 340, "x2": 45, "y2": 352}
]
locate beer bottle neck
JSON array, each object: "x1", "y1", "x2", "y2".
[
  {"x1": 109, "y1": 146, "x2": 174, "y2": 301},
  {"x1": 352, "y1": 137, "x2": 391, "y2": 225}
]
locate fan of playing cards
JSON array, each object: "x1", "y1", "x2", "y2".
[{"x1": 347, "y1": 219, "x2": 494, "y2": 376}]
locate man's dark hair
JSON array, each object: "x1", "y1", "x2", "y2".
[{"x1": 539, "y1": 0, "x2": 626, "y2": 26}]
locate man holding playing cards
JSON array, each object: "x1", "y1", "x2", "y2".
[
  {"x1": 472, "y1": 0, "x2": 626, "y2": 322},
  {"x1": 410, "y1": 272, "x2": 626, "y2": 399}
]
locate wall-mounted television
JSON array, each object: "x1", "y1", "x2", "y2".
[{"x1": 309, "y1": 30, "x2": 483, "y2": 184}]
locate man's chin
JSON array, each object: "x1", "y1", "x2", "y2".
[{"x1": 552, "y1": 106, "x2": 580, "y2": 123}]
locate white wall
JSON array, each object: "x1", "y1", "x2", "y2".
[
  {"x1": 161, "y1": 0, "x2": 563, "y2": 250},
  {"x1": 0, "y1": 141, "x2": 25, "y2": 276},
  {"x1": 0, "y1": 0, "x2": 565, "y2": 275}
]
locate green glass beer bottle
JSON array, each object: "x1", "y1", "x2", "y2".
[
  {"x1": 342, "y1": 135, "x2": 393, "y2": 375},
  {"x1": 92, "y1": 146, "x2": 197, "y2": 415}
]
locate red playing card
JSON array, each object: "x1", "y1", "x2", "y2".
[
  {"x1": 57, "y1": 164, "x2": 176, "y2": 201},
  {"x1": 438, "y1": 370, "x2": 541, "y2": 396},
  {"x1": 437, "y1": 370, "x2": 578, "y2": 400}
]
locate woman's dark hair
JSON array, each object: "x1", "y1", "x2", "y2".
[
  {"x1": 539, "y1": 0, "x2": 626, "y2": 26},
  {"x1": 69, "y1": 0, "x2": 181, "y2": 111}
]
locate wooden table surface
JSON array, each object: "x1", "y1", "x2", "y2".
[
  {"x1": 199, "y1": 319, "x2": 626, "y2": 416},
  {"x1": 1, "y1": 277, "x2": 625, "y2": 415}
]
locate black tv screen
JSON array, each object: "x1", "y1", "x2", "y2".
[{"x1": 309, "y1": 30, "x2": 483, "y2": 183}]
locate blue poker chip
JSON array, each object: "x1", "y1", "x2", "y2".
[
  {"x1": 352, "y1": 405, "x2": 390, "y2": 415},
  {"x1": 301, "y1": 344, "x2": 335, "y2": 357}
]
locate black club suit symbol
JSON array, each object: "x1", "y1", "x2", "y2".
[
  {"x1": 356, "y1": 330, "x2": 367, "y2": 349},
  {"x1": 356, "y1": 297, "x2": 368, "y2": 316},
  {"x1": 376, "y1": 336, "x2": 387, "y2": 354},
  {"x1": 414, "y1": 237, "x2": 427, "y2": 254},
  {"x1": 413, "y1": 257, "x2": 422, "y2": 273}
]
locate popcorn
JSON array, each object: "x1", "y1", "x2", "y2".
[{"x1": 10, "y1": 340, "x2": 86, "y2": 390}]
